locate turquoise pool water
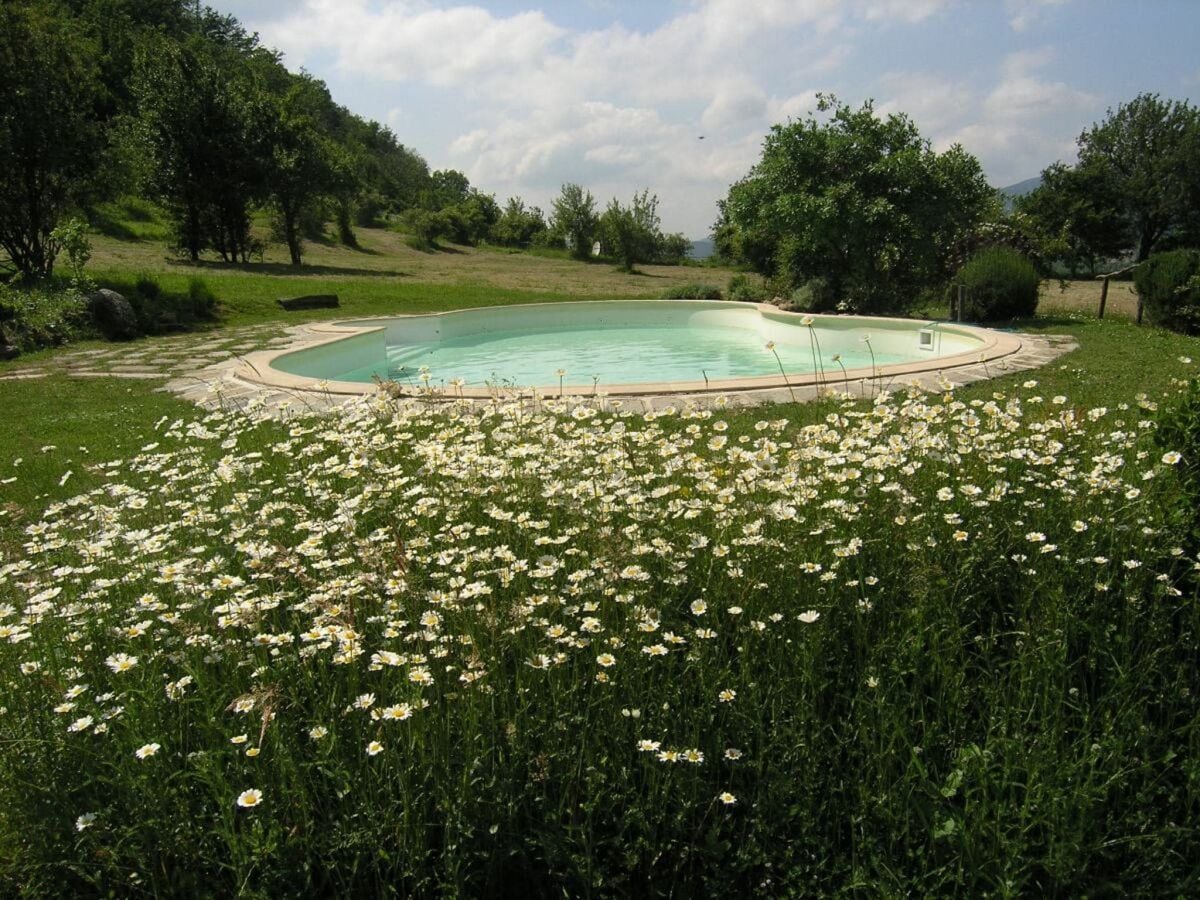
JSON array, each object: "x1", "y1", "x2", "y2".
[
  {"x1": 384, "y1": 324, "x2": 904, "y2": 388},
  {"x1": 271, "y1": 301, "x2": 983, "y2": 389}
]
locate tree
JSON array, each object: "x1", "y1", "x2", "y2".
[
  {"x1": 442, "y1": 192, "x2": 499, "y2": 245},
  {"x1": 425, "y1": 169, "x2": 472, "y2": 210},
  {"x1": 658, "y1": 233, "x2": 692, "y2": 264},
  {"x1": 550, "y1": 183, "x2": 599, "y2": 260},
  {"x1": 1017, "y1": 162, "x2": 1128, "y2": 275},
  {"x1": 1070, "y1": 93, "x2": 1200, "y2": 262},
  {"x1": 0, "y1": 3, "x2": 102, "y2": 279},
  {"x1": 718, "y1": 96, "x2": 996, "y2": 313},
  {"x1": 129, "y1": 34, "x2": 266, "y2": 262},
  {"x1": 600, "y1": 189, "x2": 662, "y2": 272},
  {"x1": 331, "y1": 113, "x2": 430, "y2": 227},
  {"x1": 260, "y1": 73, "x2": 342, "y2": 266},
  {"x1": 490, "y1": 197, "x2": 547, "y2": 248}
]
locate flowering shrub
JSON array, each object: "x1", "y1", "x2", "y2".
[{"x1": 1, "y1": 382, "x2": 1197, "y2": 894}]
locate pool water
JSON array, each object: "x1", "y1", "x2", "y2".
[
  {"x1": 270, "y1": 301, "x2": 985, "y2": 390},
  {"x1": 384, "y1": 323, "x2": 903, "y2": 388}
]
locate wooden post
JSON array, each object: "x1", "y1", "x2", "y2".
[
  {"x1": 1137, "y1": 295, "x2": 1145, "y2": 325},
  {"x1": 1098, "y1": 276, "x2": 1109, "y2": 319}
]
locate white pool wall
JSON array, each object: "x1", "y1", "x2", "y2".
[{"x1": 272, "y1": 326, "x2": 387, "y2": 380}]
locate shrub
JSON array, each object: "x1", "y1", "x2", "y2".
[
  {"x1": 659, "y1": 283, "x2": 722, "y2": 300},
  {"x1": 954, "y1": 247, "x2": 1040, "y2": 321},
  {"x1": 1133, "y1": 249, "x2": 1200, "y2": 335},
  {"x1": 134, "y1": 275, "x2": 161, "y2": 302},
  {"x1": 115, "y1": 276, "x2": 217, "y2": 334},
  {"x1": 398, "y1": 209, "x2": 446, "y2": 251},
  {"x1": 727, "y1": 273, "x2": 769, "y2": 303},
  {"x1": 789, "y1": 276, "x2": 836, "y2": 312},
  {"x1": 0, "y1": 280, "x2": 90, "y2": 351},
  {"x1": 188, "y1": 277, "x2": 217, "y2": 320}
]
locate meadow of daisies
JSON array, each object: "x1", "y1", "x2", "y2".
[{"x1": 2, "y1": 371, "x2": 1200, "y2": 895}]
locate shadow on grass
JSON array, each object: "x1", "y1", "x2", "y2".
[{"x1": 165, "y1": 259, "x2": 411, "y2": 278}]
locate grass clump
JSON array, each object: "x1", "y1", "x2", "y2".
[
  {"x1": 2, "y1": 374, "x2": 1199, "y2": 895},
  {"x1": 659, "y1": 283, "x2": 722, "y2": 299}
]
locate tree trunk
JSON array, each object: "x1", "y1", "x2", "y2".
[
  {"x1": 283, "y1": 205, "x2": 302, "y2": 267},
  {"x1": 1136, "y1": 221, "x2": 1155, "y2": 262},
  {"x1": 186, "y1": 204, "x2": 201, "y2": 262},
  {"x1": 337, "y1": 199, "x2": 358, "y2": 248}
]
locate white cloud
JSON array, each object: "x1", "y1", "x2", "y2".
[
  {"x1": 249, "y1": 0, "x2": 1102, "y2": 232},
  {"x1": 862, "y1": 0, "x2": 954, "y2": 24},
  {"x1": 701, "y1": 82, "x2": 769, "y2": 133},
  {"x1": 766, "y1": 91, "x2": 822, "y2": 124},
  {"x1": 941, "y1": 48, "x2": 1095, "y2": 182},
  {"x1": 263, "y1": 1, "x2": 567, "y2": 86},
  {"x1": 876, "y1": 72, "x2": 973, "y2": 137},
  {"x1": 1006, "y1": 0, "x2": 1070, "y2": 33}
]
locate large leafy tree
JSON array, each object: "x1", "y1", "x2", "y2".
[
  {"x1": 259, "y1": 73, "x2": 344, "y2": 266},
  {"x1": 340, "y1": 116, "x2": 431, "y2": 226},
  {"x1": 720, "y1": 96, "x2": 996, "y2": 313},
  {"x1": 424, "y1": 169, "x2": 473, "y2": 211},
  {"x1": 1066, "y1": 93, "x2": 1200, "y2": 262},
  {"x1": 0, "y1": 2, "x2": 102, "y2": 279},
  {"x1": 550, "y1": 183, "x2": 600, "y2": 260},
  {"x1": 1016, "y1": 162, "x2": 1128, "y2": 275},
  {"x1": 600, "y1": 189, "x2": 662, "y2": 272},
  {"x1": 129, "y1": 33, "x2": 268, "y2": 262}
]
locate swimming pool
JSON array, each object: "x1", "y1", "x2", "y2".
[{"x1": 247, "y1": 300, "x2": 1021, "y2": 398}]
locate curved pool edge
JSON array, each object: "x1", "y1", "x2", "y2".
[{"x1": 232, "y1": 301, "x2": 1028, "y2": 399}]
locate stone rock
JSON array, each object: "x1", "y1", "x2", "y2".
[
  {"x1": 277, "y1": 294, "x2": 339, "y2": 311},
  {"x1": 87, "y1": 289, "x2": 140, "y2": 341},
  {"x1": 0, "y1": 344, "x2": 19, "y2": 361}
]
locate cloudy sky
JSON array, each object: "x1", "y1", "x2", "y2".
[{"x1": 210, "y1": 0, "x2": 1199, "y2": 238}]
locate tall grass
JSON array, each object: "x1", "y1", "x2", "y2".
[{"x1": 1, "y1": 373, "x2": 1198, "y2": 895}]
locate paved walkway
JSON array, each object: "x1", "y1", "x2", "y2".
[{"x1": 0, "y1": 324, "x2": 1078, "y2": 416}]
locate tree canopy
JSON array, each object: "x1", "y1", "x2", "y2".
[
  {"x1": 0, "y1": 0, "x2": 445, "y2": 275},
  {"x1": 718, "y1": 96, "x2": 997, "y2": 312},
  {"x1": 600, "y1": 190, "x2": 663, "y2": 272},
  {"x1": 550, "y1": 184, "x2": 600, "y2": 260},
  {"x1": 0, "y1": 2, "x2": 102, "y2": 279},
  {"x1": 1022, "y1": 93, "x2": 1200, "y2": 265}
]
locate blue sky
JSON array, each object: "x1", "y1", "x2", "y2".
[{"x1": 210, "y1": 1, "x2": 1199, "y2": 238}]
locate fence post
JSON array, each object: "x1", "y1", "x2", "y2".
[
  {"x1": 1137, "y1": 295, "x2": 1145, "y2": 325},
  {"x1": 1098, "y1": 276, "x2": 1109, "y2": 319}
]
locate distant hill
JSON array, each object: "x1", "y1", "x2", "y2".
[
  {"x1": 998, "y1": 176, "x2": 1043, "y2": 211},
  {"x1": 688, "y1": 238, "x2": 714, "y2": 259}
]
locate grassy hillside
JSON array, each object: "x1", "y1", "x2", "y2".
[{"x1": 84, "y1": 208, "x2": 745, "y2": 328}]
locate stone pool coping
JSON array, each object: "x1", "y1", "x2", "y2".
[{"x1": 230, "y1": 302, "x2": 1028, "y2": 400}]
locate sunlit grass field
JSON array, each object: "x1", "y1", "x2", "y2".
[
  {"x1": 2, "y1": 215, "x2": 1199, "y2": 894},
  {"x1": 84, "y1": 212, "x2": 744, "y2": 329}
]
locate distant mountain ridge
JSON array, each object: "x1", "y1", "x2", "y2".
[
  {"x1": 998, "y1": 176, "x2": 1043, "y2": 210},
  {"x1": 687, "y1": 238, "x2": 714, "y2": 259}
]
